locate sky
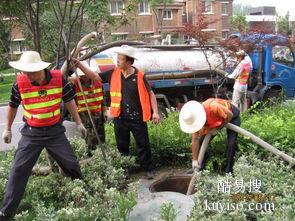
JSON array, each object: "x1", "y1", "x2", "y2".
[{"x1": 233, "y1": 0, "x2": 295, "y2": 18}]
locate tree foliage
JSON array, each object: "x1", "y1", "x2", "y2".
[
  {"x1": 277, "y1": 12, "x2": 291, "y2": 36},
  {"x1": 230, "y1": 13, "x2": 247, "y2": 33}
]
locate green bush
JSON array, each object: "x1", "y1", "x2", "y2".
[
  {"x1": 188, "y1": 152, "x2": 295, "y2": 221},
  {"x1": 0, "y1": 143, "x2": 137, "y2": 220},
  {"x1": 104, "y1": 101, "x2": 295, "y2": 171}
]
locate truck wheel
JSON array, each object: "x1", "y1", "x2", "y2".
[
  {"x1": 263, "y1": 88, "x2": 284, "y2": 105},
  {"x1": 158, "y1": 103, "x2": 168, "y2": 120}
]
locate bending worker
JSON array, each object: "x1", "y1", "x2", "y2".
[
  {"x1": 227, "y1": 50, "x2": 252, "y2": 112},
  {"x1": 0, "y1": 51, "x2": 87, "y2": 220},
  {"x1": 73, "y1": 45, "x2": 160, "y2": 179},
  {"x1": 69, "y1": 66, "x2": 106, "y2": 156},
  {"x1": 179, "y1": 98, "x2": 240, "y2": 173}
]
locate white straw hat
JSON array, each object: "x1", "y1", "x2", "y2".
[
  {"x1": 179, "y1": 101, "x2": 207, "y2": 134},
  {"x1": 115, "y1": 45, "x2": 137, "y2": 60},
  {"x1": 9, "y1": 51, "x2": 51, "y2": 72}
]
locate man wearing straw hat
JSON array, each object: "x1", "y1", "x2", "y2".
[
  {"x1": 179, "y1": 98, "x2": 240, "y2": 173},
  {"x1": 0, "y1": 51, "x2": 87, "y2": 220},
  {"x1": 69, "y1": 65, "x2": 106, "y2": 156},
  {"x1": 72, "y1": 45, "x2": 160, "y2": 179}
]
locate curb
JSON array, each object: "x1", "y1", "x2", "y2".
[{"x1": 0, "y1": 102, "x2": 8, "y2": 107}]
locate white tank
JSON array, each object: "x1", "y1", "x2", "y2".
[{"x1": 88, "y1": 46, "x2": 234, "y2": 76}]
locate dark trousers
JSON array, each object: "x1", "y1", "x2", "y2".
[
  {"x1": 200, "y1": 105, "x2": 241, "y2": 173},
  {"x1": 80, "y1": 112, "x2": 105, "y2": 154},
  {"x1": 0, "y1": 133, "x2": 82, "y2": 218},
  {"x1": 114, "y1": 118, "x2": 153, "y2": 171}
]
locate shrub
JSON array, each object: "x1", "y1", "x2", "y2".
[
  {"x1": 188, "y1": 152, "x2": 295, "y2": 221},
  {"x1": 0, "y1": 143, "x2": 137, "y2": 220}
]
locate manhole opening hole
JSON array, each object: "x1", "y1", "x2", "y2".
[{"x1": 149, "y1": 175, "x2": 195, "y2": 195}]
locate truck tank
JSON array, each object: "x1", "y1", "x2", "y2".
[{"x1": 88, "y1": 46, "x2": 234, "y2": 78}]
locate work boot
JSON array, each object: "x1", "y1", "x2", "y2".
[
  {"x1": 124, "y1": 169, "x2": 130, "y2": 180},
  {"x1": 0, "y1": 211, "x2": 10, "y2": 221},
  {"x1": 146, "y1": 170, "x2": 155, "y2": 179}
]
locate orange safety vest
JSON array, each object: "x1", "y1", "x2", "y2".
[
  {"x1": 110, "y1": 67, "x2": 151, "y2": 122},
  {"x1": 236, "y1": 62, "x2": 251, "y2": 85},
  {"x1": 74, "y1": 80, "x2": 103, "y2": 113},
  {"x1": 203, "y1": 98, "x2": 232, "y2": 129},
  {"x1": 17, "y1": 70, "x2": 63, "y2": 127}
]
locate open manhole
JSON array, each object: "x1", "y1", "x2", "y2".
[{"x1": 149, "y1": 175, "x2": 195, "y2": 195}]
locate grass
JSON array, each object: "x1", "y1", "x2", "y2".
[{"x1": 0, "y1": 74, "x2": 16, "y2": 103}]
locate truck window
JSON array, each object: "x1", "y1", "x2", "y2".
[{"x1": 272, "y1": 45, "x2": 294, "y2": 67}]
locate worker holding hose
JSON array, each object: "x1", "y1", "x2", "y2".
[
  {"x1": 227, "y1": 50, "x2": 252, "y2": 112},
  {"x1": 179, "y1": 98, "x2": 240, "y2": 173},
  {"x1": 72, "y1": 45, "x2": 160, "y2": 179},
  {"x1": 69, "y1": 65, "x2": 106, "y2": 156}
]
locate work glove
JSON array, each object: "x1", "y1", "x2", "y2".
[
  {"x1": 192, "y1": 160, "x2": 200, "y2": 170},
  {"x1": 2, "y1": 129, "x2": 12, "y2": 144},
  {"x1": 103, "y1": 107, "x2": 112, "y2": 122},
  {"x1": 77, "y1": 123, "x2": 87, "y2": 138}
]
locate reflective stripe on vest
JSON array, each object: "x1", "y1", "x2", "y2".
[
  {"x1": 236, "y1": 71, "x2": 249, "y2": 85},
  {"x1": 110, "y1": 67, "x2": 151, "y2": 122},
  {"x1": 77, "y1": 97, "x2": 103, "y2": 105},
  {"x1": 23, "y1": 109, "x2": 60, "y2": 120},
  {"x1": 203, "y1": 98, "x2": 232, "y2": 129},
  {"x1": 75, "y1": 80, "x2": 103, "y2": 113},
  {"x1": 21, "y1": 88, "x2": 62, "y2": 99},
  {"x1": 24, "y1": 98, "x2": 62, "y2": 110},
  {"x1": 76, "y1": 88, "x2": 102, "y2": 96},
  {"x1": 78, "y1": 105, "x2": 102, "y2": 112},
  {"x1": 17, "y1": 70, "x2": 63, "y2": 127},
  {"x1": 236, "y1": 62, "x2": 251, "y2": 85}
]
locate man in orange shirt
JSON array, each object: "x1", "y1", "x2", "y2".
[{"x1": 179, "y1": 98, "x2": 241, "y2": 173}]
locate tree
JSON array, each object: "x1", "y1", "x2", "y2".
[
  {"x1": 232, "y1": 3, "x2": 251, "y2": 15},
  {"x1": 85, "y1": 0, "x2": 115, "y2": 33},
  {"x1": 179, "y1": 2, "x2": 219, "y2": 95},
  {"x1": 0, "y1": 20, "x2": 10, "y2": 69},
  {"x1": 150, "y1": 0, "x2": 173, "y2": 34},
  {"x1": 0, "y1": 0, "x2": 47, "y2": 53},
  {"x1": 277, "y1": 12, "x2": 291, "y2": 36},
  {"x1": 230, "y1": 14, "x2": 247, "y2": 33}
]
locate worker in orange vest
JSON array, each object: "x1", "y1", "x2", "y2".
[
  {"x1": 69, "y1": 66, "x2": 106, "y2": 156},
  {"x1": 179, "y1": 98, "x2": 241, "y2": 173},
  {"x1": 227, "y1": 50, "x2": 252, "y2": 112},
  {"x1": 72, "y1": 45, "x2": 160, "y2": 179},
  {"x1": 0, "y1": 51, "x2": 87, "y2": 220}
]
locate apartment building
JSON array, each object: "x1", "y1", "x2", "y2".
[{"x1": 109, "y1": 0, "x2": 233, "y2": 42}]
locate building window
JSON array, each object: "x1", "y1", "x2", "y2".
[
  {"x1": 203, "y1": 1, "x2": 213, "y2": 13},
  {"x1": 163, "y1": 9, "x2": 173, "y2": 20},
  {"x1": 110, "y1": 0, "x2": 124, "y2": 15},
  {"x1": 221, "y1": 3, "x2": 228, "y2": 15},
  {"x1": 139, "y1": 0, "x2": 150, "y2": 14},
  {"x1": 222, "y1": 31, "x2": 229, "y2": 39}
]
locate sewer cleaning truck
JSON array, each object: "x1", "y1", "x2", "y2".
[{"x1": 63, "y1": 32, "x2": 295, "y2": 113}]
